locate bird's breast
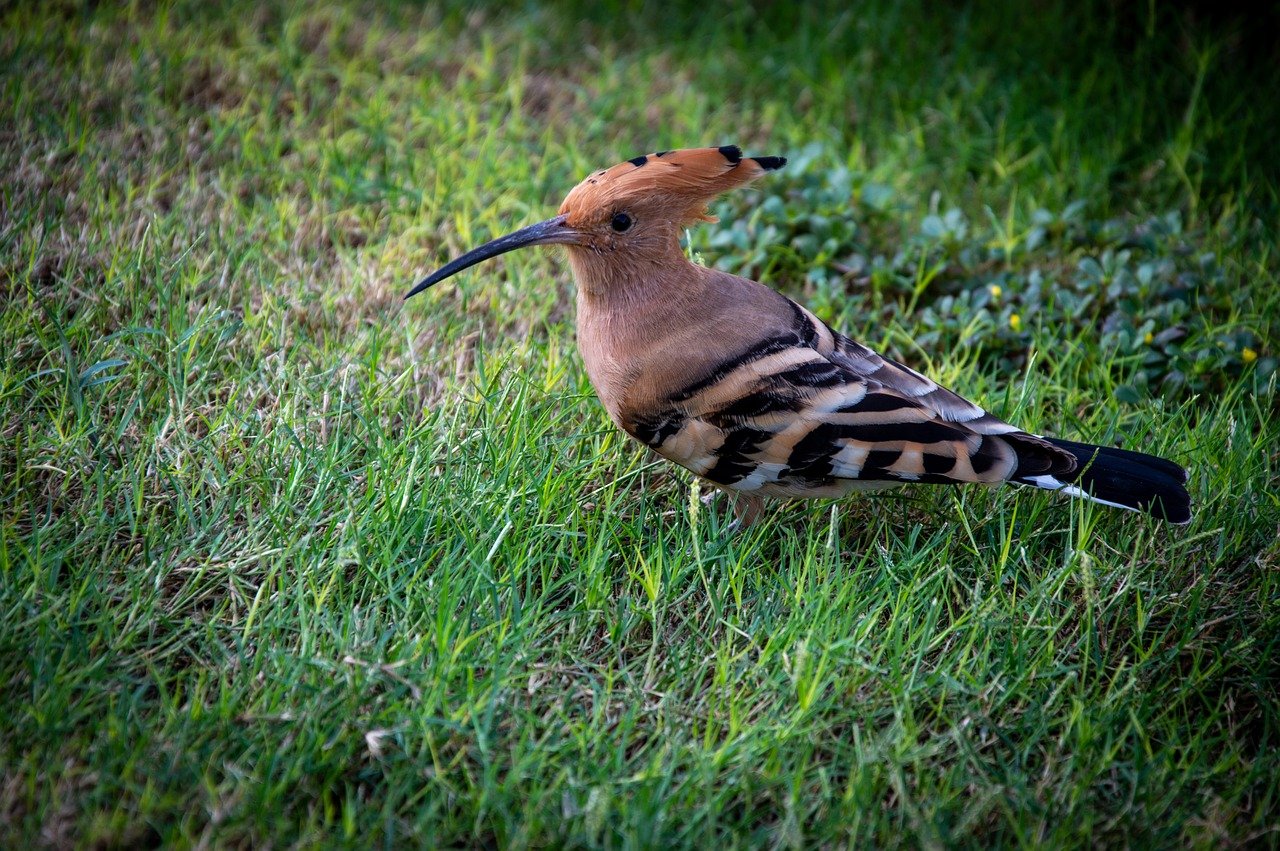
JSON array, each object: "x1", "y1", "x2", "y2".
[{"x1": 574, "y1": 313, "x2": 636, "y2": 425}]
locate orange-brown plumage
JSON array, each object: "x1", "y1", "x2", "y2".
[
  {"x1": 406, "y1": 146, "x2": 1191, "y2": 525},
  {"x1": 558, "y1": 146, "x2": 781, "y2": 230}
]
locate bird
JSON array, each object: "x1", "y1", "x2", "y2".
[{"x1": 405, "y1": 146, "x2": 1191, "y2": 526}]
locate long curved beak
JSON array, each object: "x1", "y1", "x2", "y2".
[{"x1": 404, "y1": 215, "x2": 579, "y2": 300}]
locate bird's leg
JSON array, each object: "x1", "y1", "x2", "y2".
[{"x1": 730, "y1": 493, "x2": 765, "y2": 527}]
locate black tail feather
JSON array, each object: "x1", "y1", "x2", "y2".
[{"x1": 1044, "y1": 437, "x2": 1191, "y2": 524}]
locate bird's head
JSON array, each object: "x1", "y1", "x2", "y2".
[{"x1": 405, "y1": 145, "x2": 785, "y2": 299}]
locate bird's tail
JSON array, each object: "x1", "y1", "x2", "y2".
[{"x1": 1014, "y1": 437, "x2": 1191, "y2": 524}]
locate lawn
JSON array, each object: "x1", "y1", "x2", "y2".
[{"x1": 2, "y1": 1, "x2": 1278, "y2": 846}]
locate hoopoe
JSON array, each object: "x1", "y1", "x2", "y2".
[{"x1": 406, "y1": 146, "x2": 1191, "y2": 525}]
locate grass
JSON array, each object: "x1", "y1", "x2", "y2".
[{"x1": 2, "y1": 0, "x2": 1278, "y2": 846}]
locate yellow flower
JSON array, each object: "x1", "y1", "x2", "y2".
[
  {"x1": 1243, "y1": 347, "x2": 1258, "y2": 364},
  {"x1": 1009, "y1": 313, "x2": 1022, "y2": 332},
  {"x1": 989, "y1": 284, "x2": 1002, "y2": 298},
  {"x1": 1143, "y1": 331, "x2": 1154, "y2": 345}
]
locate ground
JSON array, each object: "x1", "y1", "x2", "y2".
[{"x1": 2, "y1": 1, "x2": 1278, "y2": 847}]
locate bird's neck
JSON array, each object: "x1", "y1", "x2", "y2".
[
  {"x1": 566, "y1": 237, "x2": 713, "y2": 417},
  {"x1": 565, "y1": 234, "x2": 692, "y2": 306}
]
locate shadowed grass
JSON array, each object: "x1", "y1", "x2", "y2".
[{"x1": 2, "y1": 1, "x2": 1278, "y2": 847}]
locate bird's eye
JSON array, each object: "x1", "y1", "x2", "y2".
[{"x1": 610, "y1": 212, "x2": 633, "y2": 233}]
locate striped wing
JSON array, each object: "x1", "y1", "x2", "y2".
[{"x1": 624, "y1": 304, "x2": 1075, "y2": 497}]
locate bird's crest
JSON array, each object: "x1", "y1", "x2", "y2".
[{"x1": 558, "y1": 145, "x2": 786, "y2": 227}]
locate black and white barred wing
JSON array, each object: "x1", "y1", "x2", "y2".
[{"x1": 626, "y1": 329, "x2": 1076, "y2": 498}]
